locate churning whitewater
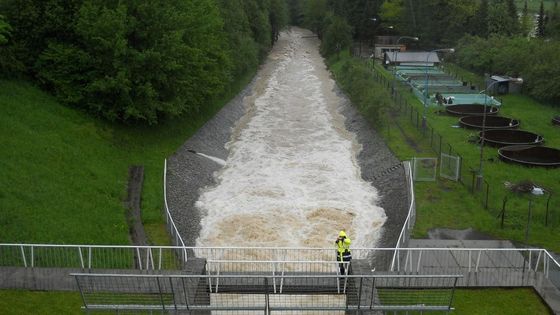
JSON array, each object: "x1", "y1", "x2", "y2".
[{"x1": 195, "y1": 28, "x2": 386, "y2": 249}]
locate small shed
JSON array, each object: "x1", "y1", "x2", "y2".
[
  {"x1": 384, "y1": 51, "x2": 440, "y2": 67},
  {"x1": 374, "y1": 44, "x2": 405, "y2": 59},
  {"x1": 486, "y1": 75, "x2": 522, "y2": 95}
]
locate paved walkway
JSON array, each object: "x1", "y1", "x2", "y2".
[{"x1": 407, "y1": 239, "x2": 560, "y2": 313}]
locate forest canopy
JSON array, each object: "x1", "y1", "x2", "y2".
[
  {"x1": 301, "y1": 0, "x2": 560, "y2": 104},
  {"x1": 0, "y1": 0, "x2": 288, "y2": 124},
  {"x1": 2, "y1": 0, "x2": 560, "y2": 120}
]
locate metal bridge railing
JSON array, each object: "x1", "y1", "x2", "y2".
[
  {"x1": 391, "y1": 160, "x2": 416, "y2": 269},
  {"x1": 2, "y1": 243, "x2": 559, "y2": 290},
  {"x1": 163, "y1": 159, "x2": 186, "y2": 249},
  {"x1": 1, "y1": 244, "x2": 559, "y2": 278},
  {"x1": 0, "y1": 243, "x2": 186, "y2": 270},
  {"x1": 72, "y1": 273, "x2": 462, "y2": 313},
  {"x1": 205, "y1": 260, "x2": 350, "y2": 294}
]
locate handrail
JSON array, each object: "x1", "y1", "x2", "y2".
[
  {"x1": 0, "y1": 243, "x2": 549, "y2": 251},
  {"x1": 207, "y1": 260, "x2": 346, "y2": 264},
  {"x1": 163, "y1": 159, "x2": 186, "y2": 248},
  {"x1": 544, "y1": 250, "x2": 560, "y2": 268},
  {"x1": 391, "y1": 160, "x2": 415, "y2": 270},
  {"x1": 70, "y1": 272, "x2": 461, "y2": 279}
]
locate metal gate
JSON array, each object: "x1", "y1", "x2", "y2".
[
  {"x1": 440, "y1": 153, "x2": 461, "y2": 181},
  {"x1": 412, "y1": 157, "x2": 437, "y2": 181}
]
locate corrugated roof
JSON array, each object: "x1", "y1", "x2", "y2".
[
  {"x1": 386, "y1": 52, "x2": 441, "y2": 63},
  {"x1": 490, "y1": 75, "x2": 511, "y2": 82}
]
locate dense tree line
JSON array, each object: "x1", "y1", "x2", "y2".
[
  {"x1": 453, "y1": 35, "x2": 560, "y2": 103},
  {"x1": 0, "y1": 0, "x2": 288, "y2": 124},
  {"x1": 299, "y1": 0, "x2": 390, "y2": 124},
  {"x1": 299, "y1": 0, "x2": 560, "y2": 105}
]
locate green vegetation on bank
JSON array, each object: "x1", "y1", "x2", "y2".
[
  {"x1": 453, "y1": 35, "x2": 560, "y2": 104},
  {"x1": 0, "y1": 0, "x2": 289, "y2": 244},
  {"x1": 0, "y1": 290, "x2": 82, "y2": 315},
  {"x1": 327, "y1": 51, "x2": 560, "y2": 251},
  {"x1": 0, "y1": 71, "x2": 253, "y2": 244},
  {"x1": 328, "y1": 54, "x2": 498, "y2": 237}
]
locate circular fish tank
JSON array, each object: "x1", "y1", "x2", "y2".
[
  {"x1": 459, "y1": 116, "x2": 520, "y2": 130},
  {"x1": 446, "y1": 104, "x2": 499, "y2": 116},
  {"x1": 499, "y1": 145, "x2": 560, "y2": 167},
  {"x1": 479, "y1": 129, "x2": 544, "y2": 147},
  {"x1": 553, "y1": 116, "x2": 560, "y2": 126}
]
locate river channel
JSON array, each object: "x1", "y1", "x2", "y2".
[{"x1": 193, "y1": 28, "x2": 386, "y2": 249}]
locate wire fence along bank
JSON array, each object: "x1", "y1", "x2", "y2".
[
  {"x1": 368, "y1": 61, "x2": 557, "y2": 232},
  {"x1": 72, "y1": 273, "x2": 461, "y2": 313}
]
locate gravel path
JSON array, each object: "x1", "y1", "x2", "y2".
[{"x1": 166, "y1": 34, "x2": 408, "y2": 249}]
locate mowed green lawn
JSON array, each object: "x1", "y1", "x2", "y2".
[
  {"x1": 0, "y1": 77, "x2": 250, "y2": 245},
  {"x1": 419, "y1": 77, "x2": 560, "y2": 250},
  {"x1": 0, "y1": 288, "x2": 550, "y2": 314}
]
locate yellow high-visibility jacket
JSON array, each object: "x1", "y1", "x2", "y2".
[{"x1": 335, "y1": 237, "x2": 352, "y2": 261}]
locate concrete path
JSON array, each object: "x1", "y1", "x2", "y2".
[{"x1": 407, "y1": 239, "x2": 560, "y2": 314}]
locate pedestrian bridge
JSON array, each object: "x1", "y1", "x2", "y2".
[{"x1": 73, "y1": 272, "x2": 460, "y2": 314}]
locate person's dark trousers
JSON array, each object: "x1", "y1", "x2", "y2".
[{"x1": 339, "y1": 261, "x2": 345, "y2": 275}]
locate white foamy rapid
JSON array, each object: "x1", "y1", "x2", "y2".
[
  {"x1": 195, "y1": 152, "x2": 227, "y2": 166},
  {"x1": 195, "y1": 28, "x2": 386, "y2": 249}
]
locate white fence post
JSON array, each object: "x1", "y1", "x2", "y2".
[
  {"x1": 78, "y1": 247, "x2": 84, "y2": 269},
  {"x1": 20, "y1": 245, "x2": 27, "y2": 267}
]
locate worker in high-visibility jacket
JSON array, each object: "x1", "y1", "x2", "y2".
[{"x1": 335, "y1": 230, "x2": 352, "y2": 275}]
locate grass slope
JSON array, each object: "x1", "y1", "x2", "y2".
[{"x1": 0, "y1": 75, "x2": 251, "y2": 244}]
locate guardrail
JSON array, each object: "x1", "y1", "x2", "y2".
[
  {"x1": 391, "y1": 161, "x2": 415, "y2": 270},
  {"x1": 205, "y1": 260, "x2": 350, "y2": 294},
  {"x1": 163, "y1": 159, "x2": 186, "y2": 249},
  {"x1": 2, "y1": 244, "x2": 558, "y2": 282}
]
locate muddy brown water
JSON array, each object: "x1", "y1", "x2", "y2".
[{"x1": 166, "y1": 28, "x2": 407, "y2": 252}]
